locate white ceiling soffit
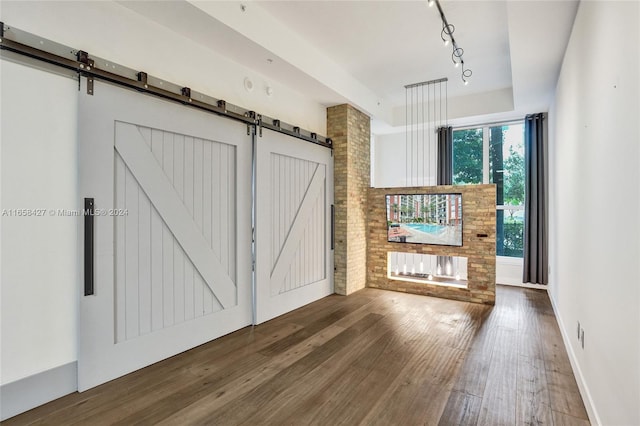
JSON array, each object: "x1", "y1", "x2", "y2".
[
  {"x1": 506, "y1": 0, "x2": 579, "y2": 115},
  {"x1": 121, "y1": 0, "x2": 578, "y2": 133},
  {"x1": 117, "y1": 0, "x2": 353, "y2": 107},
  {"x1": 187, "y1": 0, "x2": 392, "y2": 123},
  {"x1": 256, "y1": 1, "x2": 512, "y2": 102},
  {"x1": 248, "y1": 0, "x2": 515, "y2": 132},
  {"x1": 430, "y1": 0, "x2": 579, "y2": 130}
]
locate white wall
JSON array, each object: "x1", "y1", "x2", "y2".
[
  {"x1": 495, "y1": 256, "x2": 524, "y2": 286},
  {"x1": 0, "y1": 61, "x2": 79, "y2": 384},
  {"x1": 373, "y1": 132, "x2": 437, "y2": 188},
  {"x1": 548, "y1": 1, "x2": 640, "y2": 425},
  {"x1": 0, "y1": 0, "x2": 328, "y2": 415}
]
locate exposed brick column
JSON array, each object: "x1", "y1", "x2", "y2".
[{"x1": 327, "y1": 104, "x2": 370, "y2": 295}]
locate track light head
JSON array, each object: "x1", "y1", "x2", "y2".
[{"x1": 433, "y1": 1, "x2": 472, "y2": 86}]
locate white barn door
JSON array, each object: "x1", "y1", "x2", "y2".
[
  {"x1": 78, "y1": 80, "x2": 252, "y2": 391},
  {"x1": 255, "y1": 129, "x2": 333, "y2": 324}
]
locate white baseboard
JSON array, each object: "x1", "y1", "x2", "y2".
[
  {"x1": 547, "y1": 290, "x2": 601, "y2": 426},
  {"x1": 0, "y1": 362, "x2": 77, "y2": 421}
]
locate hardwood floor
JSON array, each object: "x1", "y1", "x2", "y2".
[{"x1": 3, "y1": 285, "x2": 589, "y2": 425}]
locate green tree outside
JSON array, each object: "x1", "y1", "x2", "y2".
[
  {"x1": 504, "y1": 144, "x2": 525, "y2": 207},
  {"x1": 452, "y1": 129, "x2": 483, "y2": 185}
]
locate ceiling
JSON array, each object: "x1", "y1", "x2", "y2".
[
  {"x1": 119, "y1": 0, "x2": 579, "y2": 134},
  {"x1": 257, "y1": 1, "x2": 512, "y2": 103}
]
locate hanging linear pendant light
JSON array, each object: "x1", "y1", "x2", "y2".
[
  {"x1": 429, "y1": 0, "x2": 472, "y2": 85},
  {"x1": 404, "y1": 78, "x2": 448, "y2": 187}
]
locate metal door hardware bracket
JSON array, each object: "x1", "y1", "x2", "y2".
[
  {"x1": 256, "y1": 114, "x2": 263, "y2": 137},
  {"x1": 246, "y1": 111, "x2": 257, "y2": 135},
  {"x1": 77, "y1": 50, "x2": 95, "y2": 95},
  {"x1": 137, "y1": 72, "x2": 148, "y2": 85},
  {"x1": 77, "y1": 50, "x2": 90, "y2": 65},
  {"x1": 86, "y1": 76, "x2": 94, "y2": 95}
]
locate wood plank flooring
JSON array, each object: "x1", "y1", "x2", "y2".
[{"x1": 3, "y1": 285, "x2": 589, "y2": 425}]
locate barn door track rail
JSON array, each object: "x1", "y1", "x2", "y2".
[{"x1": 0, "y1": 22, "x2": 332, "y2": 149}]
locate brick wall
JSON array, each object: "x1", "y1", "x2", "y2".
[
  {"x1": 367, "y1": 185, "x2": 496, "y2": 304},
  {"x1": 327, "y1": 104, "x2": 370, "y2": 295}
]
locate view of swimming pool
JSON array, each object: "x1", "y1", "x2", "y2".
[{"x1": 406, "y1": 223, "x2": 447, "y2": 234}]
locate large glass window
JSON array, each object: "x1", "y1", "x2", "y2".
[{"x1": 453, "y1": 122, "x2": 525, "y2": 258}]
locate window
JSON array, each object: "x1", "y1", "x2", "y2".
[{"x1": 453, "y1": 122, "x2": 525, "y2": 258}]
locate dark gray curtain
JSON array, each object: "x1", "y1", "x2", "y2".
[
  {"x1": 437, "y1": 126, "x2": 453, "y2": 185},
  {"x1": 523, "y1": 113, "x2": 548, "y2": 284},
  {"x1": 437, "y1": 126, "x2": 453, "y2": 274}
]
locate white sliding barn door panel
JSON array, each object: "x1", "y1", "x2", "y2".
[
  {"x1": 255, "y1": 129, "x2": 333, "y2": 324},
  {"x1": 78, "y1": 80, "x2": 252, "y2": 391}
]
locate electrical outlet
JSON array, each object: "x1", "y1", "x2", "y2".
[
  {"x1": 580, "y1": 329, "x2": 585, "y2": 349},
  {"x1": 577, "y1": 321, "x2": 581, "y2": 339}
]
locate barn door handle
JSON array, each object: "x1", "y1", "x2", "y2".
[
  {"x1": 84, "y1": 197, "x2": 95, "y2": 296},
  {"x1": 331, "y1": 204, "x2": 335, "y2": 250}
]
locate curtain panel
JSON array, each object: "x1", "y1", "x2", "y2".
[
  {"x1": 437, "y1": 126, "x2": 453, "y2": 272},
  {"x1": 523, "y1": 113, "x2": 548, "y2": 284},
  {"x1": 437, "y1": 126, "x2": 453, "y2": 185}
]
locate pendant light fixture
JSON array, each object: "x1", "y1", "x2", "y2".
[{"x1": 404, "y1": 78, "x2": 447, "y2": 187}]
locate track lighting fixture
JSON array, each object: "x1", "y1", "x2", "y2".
[{"x1": 432, "y1": 0, "x2": 472, "y2": 85}]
